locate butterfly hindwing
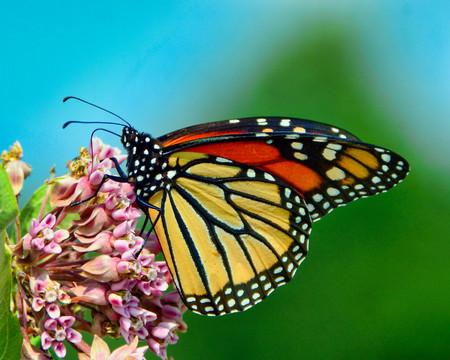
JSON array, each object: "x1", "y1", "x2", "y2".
[{"x1": 147, "y1": 151, "x2": 311, "y2": 315}]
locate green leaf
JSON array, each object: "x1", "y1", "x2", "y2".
[
  {"x1": 0, "y1": 165, "x2": 19, "y2": 233},
  {"x1": 16, "y1": 184, "x2": 53, "y2": 239},
  {"x1": 0, "y1": 234, "x2": 22, "y2": 360}
]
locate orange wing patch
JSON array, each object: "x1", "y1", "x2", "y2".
[
  {"x1": 184, "y1": 141, "x2": 281, "y2": 165},
  {"x1": 164, "y1": 130, "x2": 244, "y2": 147},
  {"x1": 261, "y1": 161, "x2": 323, "y2": 194}
]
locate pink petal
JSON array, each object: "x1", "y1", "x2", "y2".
[
  {"x1": 112, "y1": 304, "x2": 130, "y2": 318},
  {"x1": 151, "y1": 326, "x2": 170, "y2": 340},
  {"x1": 137, "y1": 281, "x2": 152, "y2": 296},
  {"x1": 71, "y1": 281, "x2": 109, "y2": 306},
  {"x1": 43, "y1": 242, "x2": 62, "y2": 254},
  {"x1": 52, "y1": 341, "x2": 67, "y2": 358},
  {"x1": 136, "y1": 326, "x2": 149, "y2": 340},
  {"x1": 108, "y1": 293, "x2": 124, "y2": 307},
  {"x1": 130, "y1": 346, "x2": 149, "y2": 360},
  {"x1": 49, "y1": 176, "x2": 78, "y2": 207},
  {"x1": 6, "y1": 161, "x2": 25, "y2": 195},
  {"x1": 44, "y1": 319, "x2": 58, "y2": 331},
  {"x1": 110, "y1": 278, "x2": 130, "y2": 291},
  {"x1": 105, "y1": 193, "x2": 119, "y2": 210},
  {"x1": 58, "y1": 292, "x2": 71, "y2": 304},
  {"x1": 46, "y1": 303, "x2": 60, "y2": 319},
  {"x1": 119, "y1": 317, "x2": 132, "y2": 332},
  {"x1": 140, "y1": 310, "x2": 157, "y2": 323},
  {"x1": 29, "y1": 268, "x2": 51, "y2": 294},
  {"x1": 113, "y1": 239, "x2": 131, "y2": 253},
  {"x1": 89, "y1": 170, "x2": 104, "y2": 186},
  {"x1": 162, "y1": 305, "x2": 182, "y2": 319},
  {"x1": 58, "y1": 315, "x2": 75, "y2": 328},
  {"x1": 112, "y1": 221, "x2": 132, "y2": 238},
  {"x1": 32, "y1": 297, "x2": 45, "y2": 312},
  {"x1": 65, "y1": 328, "x2": 82, "y2": 343},
  {"x1": 111, "y1": 208, "x2": 141, "y2": 221},
  {"x1": 53, "y1": 229, "x2": 70, "y2": 243},
  {"x1": 100, "y1": 180, "x2": 120, "y2": 193},
  {"x1": 127, "y1": 305, "x2": 145, "y2": 319},
  {"x1": 41, "y1": 214, "x2": 56, "y2": 229},
  {"x1": 151, "y1": 278, "x2": 168, "y2": 292},
  {"x1": 116, "y1": 261, "x2": 131, "y2": 275},
  {"x1": 137, "y1": 253, "x2": 154, "y2": 267},
  {"x1": 40, "y1": 332, "x2": 54, "y2": 350},
  {"x1": 29, "y1": 219, "x2": 41, "y2": 237},
  {"x1": 81, "y1": 255, "x2": 121, "y2": 282},
  {"x1": 147, "y1": 338, "x2": 167, "y2": 360},
  {"x1": 30, "y1": 238, "x2": 45, "y2": 251},
  {"x1": 75, "y1": 206, "x2": 113, "y2": 236}
]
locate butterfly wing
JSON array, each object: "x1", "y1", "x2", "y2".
[
  {"x1": 158, "y1": 116, "x2": 361, "y2": 147},
  {"x1": 143, "y1": 117, "x2": 408, "y2": 315},
  {"x1": 147, "y1": 151, "x2": 311, "y2": 315},
  {"x1": 159, "y1": 129, "x2": 409, "y2": 222}
]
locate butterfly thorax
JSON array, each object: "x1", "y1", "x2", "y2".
[{"x1": 121, "y1": 127, "x2": 167, "y2": 199}]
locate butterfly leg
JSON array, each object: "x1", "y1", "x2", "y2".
[
  {"x1": 135, "y1": 210, "x2": 161, "y2": 257},
  {"x1": 133, "y1": 191, "x2": 162, "y2": 249},
  {"x1": 139, "y1": 215, "x2": 149, "y2": 237}
]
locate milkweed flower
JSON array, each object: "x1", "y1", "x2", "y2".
[
  {"x1": 9, "y1": 137, "x2": 187, "y2": 360},
  {"x1": 41, "y1": 316, "x2": 82, "y2": 358},
  {"x1": 1, "y1": 141, "x2": 32, "y2": 195}
]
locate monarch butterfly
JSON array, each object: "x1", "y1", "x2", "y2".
[{"x1": 64, "y1": 97, "x2": 409, "y2": 316}]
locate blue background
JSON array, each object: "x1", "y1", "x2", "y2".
[{"x1": 2, "y1": 1, "x2": 449, "y2": 359}]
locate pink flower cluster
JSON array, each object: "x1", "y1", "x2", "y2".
[{"x1": 12, "y1": 138, "x2": 186, "y2": 360}]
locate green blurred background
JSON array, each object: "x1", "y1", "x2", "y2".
[{"x1": 2, "y1": 1, "x2": 449, "y2": 359}]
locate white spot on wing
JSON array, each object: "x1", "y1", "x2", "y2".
[
  {"x1": 280, "y1": 119, "x2": 291, "y2": 127},
  {"x1": 313, "y1": 194, "x2": 323, "y2": 202},
  {"x1": 167, "y1": 170, "x2": 176, "y2": 179},
  {"x1": 294, "y1": 152, "x2": 308, "y2": 160},
  {"x1": 257, "y1": 118, "x2": 268, "y2": 125},
  {"x1": 382, "y1": 154, "x2": 391, "y2": 163},
  {"x1": 322, "y1": 148, "x2": 337, "y2": 160},
  {"x1": 216, "y1": 157, "x2": 233, "y2": 163},
  {"x1": 327, "y1": 187, "x2": 340, "y2": 196}
]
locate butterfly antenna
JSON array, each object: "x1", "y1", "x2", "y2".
[
  {"x1": 63, "y1": 96, "x2": 132, "y2": 127},
  {"x1": 63, "y1": 120, "x2": 129, "y2": 128}
]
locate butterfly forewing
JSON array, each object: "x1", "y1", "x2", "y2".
[
  {"x1": 147, "y1": 151, "x2": 311, "y2": 315},
  {"x1": 158, "y1": 117, "x2": 360, "y2": 148},
  {"x1": 162, "y1": 133, "x2": 409, "y2": 222},
  {"x1": 260, "y1": 135, "x2": 409, "y2": 221}
]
